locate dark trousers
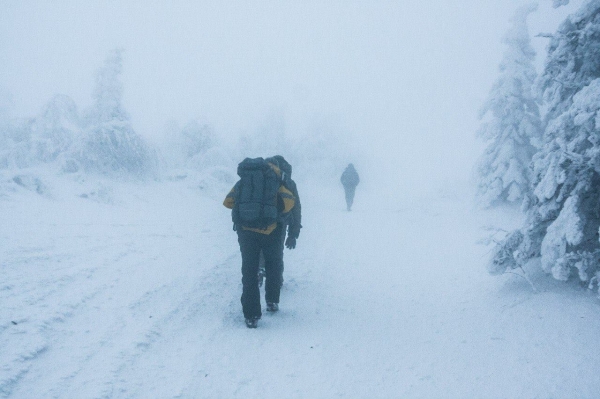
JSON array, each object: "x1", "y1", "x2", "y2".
[
  {"x1": 237, "y1": 225, "x2": 284, "y2": 319},
  {"x1": 277, "y1": 224, "x2": 286, "y2": 281},
  {"x1": 259, "y1": 224, "x2": 287, "y2": 282},
  {"x1": 344, "y1": 185, "x2": 356, "y2": 210}
]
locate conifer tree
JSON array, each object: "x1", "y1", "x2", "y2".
[
  {"x1": 490, "y1": 1, "x2": 600, "y2": 289},
  {"x1": 476, "y1": 4, "x2": 542, "y2": 207},
  {"x1": 82, "y1": 49, "x2": 154, "y2": 177}
]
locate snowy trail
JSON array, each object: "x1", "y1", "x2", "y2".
[{"x1": 2, "y1": 180, "x2": 600, "y2": 398}]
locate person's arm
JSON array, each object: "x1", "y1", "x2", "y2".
[
  {"x1": 278, "y1": 185, "x2": 295, "y2": 214},
  {"x1": 223, "y1": 186, "x2": 235, "y2": 209},
  {"x1": 285, "y1": 181, "x2": 301, "y2": 249},
  {"x1": 288, "y1": 181, "x2": 302, "y2": 239}
]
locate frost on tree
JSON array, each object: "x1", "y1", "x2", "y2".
[
  {"x1": 0, "y1": 94, "x2": 80, "y2": 170},
  {"x1": 156, "y1": 119, "x2": 227, "y2": 173},
  {"x1": 476, "y1": 4, "x2": 542, "y2": 207},
  {"x1": 491, "y1": 2, "x2": 600, "y2": 290},
  {"x1": 180, "y1": 120, "x2": 213, "y2": 159},
  {"x1": 0, "y1": 117, "x2": 35, "y2": 169},
  {"x1": 36, "y1": 95, "x2": 80, "y2": 168},
  {"x1": 185, "y1": 121, "x2": 229, "y2": 171},
  {"x1": 82, "y1": 49, "x2": 155, "y2": 177}
]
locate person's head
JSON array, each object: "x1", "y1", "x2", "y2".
[
  {"x1": 347, "y1": 163, "x2": 354, "y2": 170},
  {"x1": 269, "y1": 155, "x2": 292, "y2": 177}
]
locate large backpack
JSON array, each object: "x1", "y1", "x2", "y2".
[{"x1": 232, "y1": 157, "x2": 281, "y2": 229}]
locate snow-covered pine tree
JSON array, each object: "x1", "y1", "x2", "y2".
[
  {"x1": 155, "y1": 119, "x2": 224, "y2": 172},
  {"x1": 180, "y1": 120, "x2": 213, "y2": 159},
  {"x1": 490, "y1": 1, "x2": 600, "y2": 290},
  {"x1": 82, "y1": 49, "x2": 155, "y2": 178},
  {"x1": 35, "y1": 94, "x2": 80, "y2": 166},
  {"x1": 476, "y1": 3, "x2": 542, "y2": 207},
  {"x1": 0, "y1": 94, "x2": 82, "y2": 171},
  {"x1": 0, "y1": 117, "x2": 35, "y2": 169}
]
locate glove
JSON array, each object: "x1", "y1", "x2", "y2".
[{"x1": 285, "y1": 236, "x2": 297, "y2": 249}]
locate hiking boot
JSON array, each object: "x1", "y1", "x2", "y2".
[
  {"x1": 266, "y1": 302, "x2": 279, "y2": 312},
  {"x1": 245, "y1": 317, "x2": 259, "y2": 328}
]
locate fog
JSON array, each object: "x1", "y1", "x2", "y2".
[{"x1": 0, "y1": 0, "x2": 585, "y2": 192}]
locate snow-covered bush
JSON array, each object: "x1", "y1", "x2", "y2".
[
  {"x1": 236, "y1": 110, "x2": 289, "y2": 160},
  {"x1": 0, "y1": 95, "x2": 80, "y2": 170},
  {"x1": 154, "y1": 119, "x2": 234, "y2": 179},
  {"x1": 491, "y1": 2, "x2": 600, "y2": 290},
  {"x1": 0, "y1": 50, "x2": 156, "y2": 180},
  {"x1": 194, "y1": 165, "x2": 238, "y2": 200},
  {"x1": 180, "y1": 120, "x2": 213, "y2": 159},
  {"x1": 88, "y1": 49, "x2": 128, "y2": 124},
  {"x1": 81, "y1": 121, "x2": 155, "y2": 178},
  {"x1": 488, "y1": 230, "x2": 524, "y2": 275},
  {"x1": 79, "y1": 49, "x2": 156, "y2": 178},
  {"x1": 0, "y1": 118, "x2": 35, "y2": 169},
  {"x1": 34, "y1": 94, "x2": 80, "y2": 168},
  {"x1": 188, "y1": 145, "x2": 234, "y2": 171},
  {"x1": 11, "y1": 174, "x2": 49, "y2": 196},
  {"x1": 476, "y1": 4, "x2": 542, "y2": 207}
]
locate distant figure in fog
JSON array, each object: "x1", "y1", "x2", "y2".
[{"x1": 340, "y1": 163, "x2": 360, "y2": 211}]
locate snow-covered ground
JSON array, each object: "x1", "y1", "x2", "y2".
[{"x1": 2, "y1": 171, "x2": 600, "y2": 398}]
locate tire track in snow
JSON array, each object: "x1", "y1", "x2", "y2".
[
  {"x1": 103, "y1": 252, "x2": 242, "y2": 399},
  {"x1": 0, "y1": 179, "x2": 237, "y2": 398},
  {"x1": 0, "y1": 247, "x2": 105, "y2": 399},
  {"x1": 5, "y1": 231, "x2": 239, "y2": 399},
  {"x1": 0, "y1": 227, "x2": 149, "y2": 398}
]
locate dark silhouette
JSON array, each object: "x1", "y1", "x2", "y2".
[
  {"x1": 265, "y1": 155, "x2": 301, "y2": 287},
  {"x1": 340, "y1": 163, "x2": 360, "y2": 211},
  {"x1": 224, "y1": 157, "x2": 296, "y2": 329}
]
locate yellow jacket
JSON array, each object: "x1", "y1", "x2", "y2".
[{"x1": 223, "y1": 165, "x2": 295, "y2": 235}]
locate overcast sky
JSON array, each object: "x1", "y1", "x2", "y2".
[{"x1": 0, "y1": 0, "x2": 585, "y2": 188}]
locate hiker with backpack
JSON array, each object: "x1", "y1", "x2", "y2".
[
  {"x1": 223, "y1": 157, "x2": 296, "y2": 328},
  {"x1": 341, "y1": 163, "x2": 360, "y2": 211},
  {"x1": 259, "y1": 156, "x2": 302, "y2": 287}
]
